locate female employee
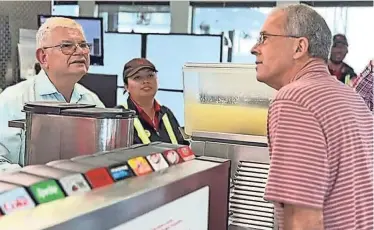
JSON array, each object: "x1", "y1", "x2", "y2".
[{"x1": 118, "y1": 58, "x2": 188, "y2": 146}]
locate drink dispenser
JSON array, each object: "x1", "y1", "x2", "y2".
[
  {"x1": 182, "y1": 63, "x2": 276, "y2": 136},
  {"x1": 183, "y1": 63, "x2": 278, "y2": 229},
  {"x1": 8, "y1": 102, "x2": 136, "y2": 166}
]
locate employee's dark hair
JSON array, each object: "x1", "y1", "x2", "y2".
[
  {"x1": 123, "y1": 71, "x2": 128, "y2": 86},
  {"x1": 122, "y1": 65, "x2": 128, "y2": 94}
]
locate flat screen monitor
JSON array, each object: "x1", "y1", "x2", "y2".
[
  {"x1": 37, "y1": 15, "x2": 104, "y2": 66},
  {"x1": 78, "y1": 73, "x2": 117, "y2": 108}
]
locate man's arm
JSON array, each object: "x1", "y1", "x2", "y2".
[
  {"x1": 266, "y1": 100, "x2": 328, "y2": 230},
  {"x1": 283, "y1": 204, "x2": 324, "y2": 230}
]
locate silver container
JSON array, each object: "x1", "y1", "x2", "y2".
[{"x1": 9, "y1": 102, "x2": 135, "y2": 166}]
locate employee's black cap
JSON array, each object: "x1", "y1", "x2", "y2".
[
  {"x1": 333, "y1": 34, "x2": 348, "y2": 47},
  {"x1": 123, "y1": 58, "x2": 158, "y2": 79}
]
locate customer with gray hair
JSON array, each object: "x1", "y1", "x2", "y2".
[
  {"x1": 251, "y1": 4, "x2": 373, "y2": 230},
  {"x1": 0, "y1": 17, "x2": 104, "y2": 166}
]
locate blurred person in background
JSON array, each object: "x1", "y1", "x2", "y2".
[
  {"x1": 251, "y1": 4, "x2": 373, "y2": 230},
  {"x1": 354, "y1": 59, "x2": 373, "y2": 111},
  {"x1": 328, "y1": 34, "x2": 357, "y2": 85},
  {"x1": 34, "y1": 62, "x2": 41, "y2": 75},
  {"x1": 0, "y1": 17, "x2": 104, "y2": 166},
  {"x1": 117, "y1": 58, "x2": 188, "y2": 146}
]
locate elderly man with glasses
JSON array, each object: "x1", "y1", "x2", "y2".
[
  {"x1": 0, "y1": 17, "x2": 104, "y2": 166},
  {"x1": 251, "y1": 4, "x2": 373, "y2": 230}
]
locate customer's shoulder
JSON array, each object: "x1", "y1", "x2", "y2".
[
  {"x1": 75, "y1": 83, "x2": 95, "y2": 95},
  {"x1": 75, "y1": 83, "x2": 100, "y2": 100},
  {"x1": 74, "y1": 83, "x2": 104, "y2": 107},
  {"x1": 275, "y1": 77, "x2": 323, "y2": 101},
  {"x1": 0, "y1": 79, "x2": 35, "y2": 102}
]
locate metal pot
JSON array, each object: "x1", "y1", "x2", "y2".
[{"x1": 9, "y1": 102, "x2": 136, "y2": 166}]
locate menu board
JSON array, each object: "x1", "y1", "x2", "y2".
[{"x1": 111, "y1": 186, "x2": 210, "y2": 230}]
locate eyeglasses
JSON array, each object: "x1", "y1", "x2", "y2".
[
  {"x1": 128, "y1": 72, "x2": 157, "y2": 82},
  {"x1": 257, "y1": 32, "x2": 301, "y2": 45},
  {"x1": 43, "y1": 42, "x2": 92, "y2": 55}
]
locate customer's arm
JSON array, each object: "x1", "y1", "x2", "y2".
[{"x1": 354, "y1": 60, "x2": 373, "y2": 111}]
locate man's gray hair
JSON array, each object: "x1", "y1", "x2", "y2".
[
  {"x1": 279, "y1": 4, "x2": 332, "y2": 62},
  {"x1": 36, "y1": 17, "x2": 85, "y2": 49}
]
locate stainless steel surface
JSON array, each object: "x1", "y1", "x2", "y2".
[
  {"x1": 191, "y1": 131, "x2": 277, "y2": 230},
  {"x1": 8, "y1": 119, "x2": 25, "y2": 129},
  {"x1": 24, "y1": 113, "x2": 134, "y2": 166},
  {"x1": 9, "y1": 102, "x2": 136, "y2": 166},
  {"x1": 0, "y1": 157, "x2": 230, "y2": 230},
  {"x1": 192, "y1": 131, "x2": 268, "y2": 145}
]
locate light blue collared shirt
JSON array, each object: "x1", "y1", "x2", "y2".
[{"x1": 0, "y1": 71, "x2": 105, "y2": 165}]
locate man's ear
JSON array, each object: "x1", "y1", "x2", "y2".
[
  {"x1": 36, "y1": 48, "x2": 47, "y2": 68},
  {"x1": 293, "y1": 37, "x2": 309, "y2": 60}
]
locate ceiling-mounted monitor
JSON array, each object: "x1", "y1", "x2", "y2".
[{"x1": 37, "y1": 15, "x2": 104, "y2": 66}]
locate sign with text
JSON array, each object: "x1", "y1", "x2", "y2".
[
  {"x1": 85, "y1": 168, "x2": 114, "y2": 188},
  {"x1": 110, "y1": 163, "x2": 134, "y2": 181},
  {"x1": 128, "y1": 157, "x2": 153, "y2": 176},
  {"x1": 29, "y1": 180, "x2": 65, "y2": 204},
  {"x1": 0, "y1": 187, "x2": 35, "y2": 214},
  {"x1": 110, "y1": 186, "x2": 210, "y2": 230},
  {"x1": 162, "y1": 150, "x2": 183, "y2": 165},
  {"x1": 146, "y1": 153, "x2": 169, "y2": 172},
  {"x1": 59, "y1": 174, "x2": 91, "y2": 196}
]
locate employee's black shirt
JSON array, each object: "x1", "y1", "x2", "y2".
[
  {"x1": 117, "y1": 98, "x2": 188, "y2": 146},
  {"x1": 329, "y1": 62, "x2": 357, "y2": 84}
]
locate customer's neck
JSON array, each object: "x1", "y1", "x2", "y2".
[{"x1": 47, "y1": 72, "x2": 78, "y2": 102}]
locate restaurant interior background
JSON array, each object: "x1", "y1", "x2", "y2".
[{"x1": 0, "y1": 0, "x2": 373, "y2": 126}]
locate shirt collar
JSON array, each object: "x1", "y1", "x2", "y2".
[
  {"x1": 35, "y1": 71, "x2": 83, "y2": 103},
  {"x1": 291, "y1": 59, "x2": 329, "y2": 83},
  {"x1": 130, "y1": 96, "x2": 161, "y2": 113}
]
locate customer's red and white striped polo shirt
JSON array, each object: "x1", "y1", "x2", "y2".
[{"x1": 265, "y1": 60, "x2": 373, "y2": 229}]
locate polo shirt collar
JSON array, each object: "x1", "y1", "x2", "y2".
[
  {"x1": 35, "y1": 71, "x2": 83, "y2": 103},
  {"x1": 130, "y1": 96, "x2": 161, "y2": 113}
]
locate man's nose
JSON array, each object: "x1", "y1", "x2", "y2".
[
  {"x1": 74, "y1": 44, "x2": 85, "y2": 54},
  {"x1": 251, "y1": 44, "x2": 259, "y2": 55}
]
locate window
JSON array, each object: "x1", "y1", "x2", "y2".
[
  {"x1": 52, "y1": 4, "x2": 79, "y2": 16},
  {"x1": 118, "y1": 12, "x2": 170, "y2": 33},
  {"x1": 98, "y1": 4, "x2": 171, "y2": 33},
  {"x1": 315, "y1": 6, "x2": 373, "y2": 73},
  {"x1": 192, "y1": 7, "x2": 274, "y2": 63}
]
